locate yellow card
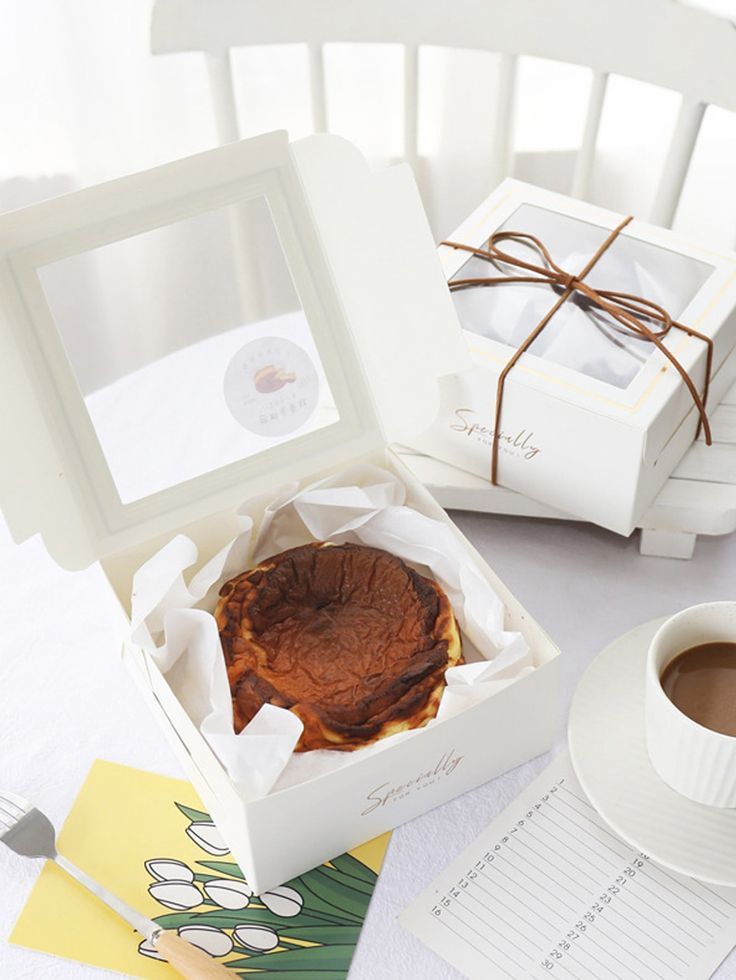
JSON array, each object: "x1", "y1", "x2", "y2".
[{"x1": 10, "y1": 760, "x2": 390, "y2": 978}]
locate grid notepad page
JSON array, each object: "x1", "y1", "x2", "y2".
[{"x1": 400, "y1": 753, "x2": 736, "y2": 980}]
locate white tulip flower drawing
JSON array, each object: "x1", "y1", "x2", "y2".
[
  {"x1": 178, "y1": 924, "x2": 233, "y2": 957},
  {"x1": 144, "y1": 858, "x2": 194, "y2": 883},
  {"x1": 233, "y1": 923, "x2": 279, "y2": 952},
  {"x1": 203, "y1": 877, "x2": 252, "y2": 910},
  {"x1": 137, "y1": 936, "x2": 165, "y2": 961},
  {"x1": 260, "y1": 884, "x2": 304, "y2": 918},
  {"x1": 148, "y1": 879, "x2": 203, "y2": 911},
  {"x1": 185, "y1": 820, "x2": 229, "y2": 856},
  {"x1": 139, "y1": 798, "x2": 378, "y2": 976}
]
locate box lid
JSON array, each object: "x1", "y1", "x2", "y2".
[
  {"x1": 440, "y1": 178, "x2": 736, "y2": 465},
  {"x1": 0, "y1": 131, "x2": 468, "y2": 569}
]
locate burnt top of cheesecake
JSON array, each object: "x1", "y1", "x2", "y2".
[{"x1": 215, "y1": 541, "x2": 461, "y2": 750}]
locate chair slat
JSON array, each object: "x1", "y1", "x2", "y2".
[
  {"x1": 205, "y1": 51, "x2": 241, "y2": 143},
  {"x1": 650, "y1": 96, "x2": 706, "y2": 228},
  {"x1": 490, "y1": 53, "x2": 517, "y2": 188},
  {"x1": 309, "y1": 43, "x2": 328, "y2": 132},
  {"x1": 205, "y1": 51, "x2": 264, "y2": 319},
  {"x1": 403, "y1": 44, "x2": 420, "y2": 174},
  {"x1": 571, "y1": 71, "x2": 608, "y2": 200},
  {"x1": 152, "y1": 0, "x2": 736, "y2": 116}
]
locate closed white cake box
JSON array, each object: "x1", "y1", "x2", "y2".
[
  {"x1": 409, "y1": 180, "x2": 736, "y2": 535},
  {"x1": 0, "y1": 133, "x2": 559, "y2": 892}
]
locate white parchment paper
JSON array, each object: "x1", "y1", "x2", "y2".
[{"x1": 130, "y1": 465, "x2": 533, "y2": 801}]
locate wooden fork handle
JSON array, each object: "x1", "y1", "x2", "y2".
[{"x1": 154, "y1": 930, "x2": 232, "y2": 978}]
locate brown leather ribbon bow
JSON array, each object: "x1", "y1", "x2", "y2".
[{"x1": 442, "y1": 216, "x2": 713, "y2": 485}]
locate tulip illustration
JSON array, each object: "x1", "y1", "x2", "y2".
[
  {"x1": 185, "y1": 820, "x2": 230, "y2": 856},
  {"x1": 178, "y1": 924, "x2": 233, "y2": 958},
  {"x1": 140, "y1": 799, "x2": 381, "y2": 976},
  {"x1": 203, "y1": 877, "x2": 252, "y2": 910},
  {"x1": 233, "y1": 923, "x2": 279, "y2": 952},
  {"x1": 149, "y1": 880, "x2": 203, "y2": 910},
  {"x1": 144, "y1": 858, "x2": 194, "y2": 883},
  {"x1": 260, "y1": 884, "x2": 304, "y2": 918},
  {"x1": 137, "y1": 937, "x2": 165, "y2": 961}
]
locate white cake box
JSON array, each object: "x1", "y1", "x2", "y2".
[
  {"x1": 0, "y1": 133, "x2": 559, "y2": 892},
  {"x1": 409, "y1": 180, "x2": 736, "y2": 535}
]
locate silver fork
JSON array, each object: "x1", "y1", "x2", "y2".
[{"x1": 0, "y1": 789, "x2": 231, "y2": 978}]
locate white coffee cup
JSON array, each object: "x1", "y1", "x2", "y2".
[{"x1": 646, "y1": 601, "x2": 736, "y2": 808}]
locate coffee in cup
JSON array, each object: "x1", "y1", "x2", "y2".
[
  {"x1": 646, "y1": 602, "x2": 736, "y2": 808},
  {"x1": 659, "y1": 641, "x2": 736, "y2": 737}
]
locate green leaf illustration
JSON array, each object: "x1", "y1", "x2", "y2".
[
  {"x1": 328, "y1": 852, "x2": 378, "y2": 886},
  {"x1": 315, "y1": 865, "x2": 374, "y2": 897},
  {"x1": 175, "y1": 802, "x2": 212, "y2": 823},
  {"x1": 293, "y1": 876, "x2": 363, "y2": 924},
  {"x1": 228, "y1": 943, "x2": 355, "y2": 972},
  {"x1": 157, "y1": 802, "x2": 380, "y2": 980},
  {"x1": 152, "y1": 907, "x2": 331, "y2": 931},
  {"x1": 277, "y1": 925, "x2": 362, "y2": 945},
  {"x1": 197, "y1": 860, "x2": 246, "y2": 879},
  {"x1": 235, "y1": 972, "x2": 346, "y2": 980},
  {"x1": 300, "y1": 870, "x2": 371, "y2": 920}
]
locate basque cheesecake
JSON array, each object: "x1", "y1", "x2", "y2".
[{"x1": 215, "y1": 541, "x2": 462, "y2": 751}]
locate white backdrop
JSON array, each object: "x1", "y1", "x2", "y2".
[
  {"x1": 3, "y1": 0, "x2": 736, "y2": 231},
  {"x1": 2, "y1": 0, "x2": 736, "y2": 393}
]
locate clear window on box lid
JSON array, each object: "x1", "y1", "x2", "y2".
[
  {"x1": 37, "y1": 196, "x2": 339, "y2": 504},
  {"x1": 450, "y1": 203, "x2": 714, "y2": 389}
]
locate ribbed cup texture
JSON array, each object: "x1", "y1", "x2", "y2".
[
  {"x1": 648, "y1": 719, "x2": 736, "y2": 807},
  {"x1": 646, "y1": 603, "x2": 736, "y2": 809},
  {"x1": 646, "y1": 668, "x2": 736, "y2": 808}
]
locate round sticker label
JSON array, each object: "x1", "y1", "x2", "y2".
[{"x1": 223, "y1": 336, "x2": 319, "y2": 437}]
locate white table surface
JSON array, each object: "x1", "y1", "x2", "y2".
[{"x1": 1, "y1": 508, "x2": 735, "y2": 980}]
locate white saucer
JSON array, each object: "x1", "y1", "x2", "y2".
[{"x1": 568, "y1": 617, "x2": 736, "y2": 887}]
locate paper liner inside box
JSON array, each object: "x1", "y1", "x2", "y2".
[{"x1": 130, "y1": 464, "x2": 533, "y2": 801}]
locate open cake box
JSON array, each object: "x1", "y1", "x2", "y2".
[{"x1": 0, "y1": 132, "x2": 559, "y2": 892}]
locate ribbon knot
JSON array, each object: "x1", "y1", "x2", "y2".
[{"x1": 442, "y1": 216, "x2": 713, "y2": 485}]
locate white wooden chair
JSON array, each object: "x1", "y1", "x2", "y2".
[
  {"x1": 150, "y1": 0, "x2": 736, "y2": 557},
  {"x1": 152, "y1": 0, "x2": 736, "y2": 226}
]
